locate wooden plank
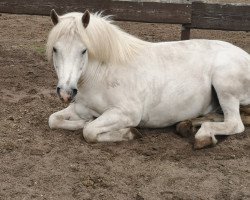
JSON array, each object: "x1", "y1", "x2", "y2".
[
  {"x1": 0, "y1": 0, "x2": 191, "y2": 24},
  {"x1": 108, "y1": 1, "x2": 191, "y2": 24},
  {"x1": 190, "y1": 2, "x2": 250, "y2": 31}
]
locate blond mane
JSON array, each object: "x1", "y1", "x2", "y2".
[{"x1": 46, "y1": 12, "x2": 149, "y2": 64}]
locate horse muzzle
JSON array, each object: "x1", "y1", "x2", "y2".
[{"x1": 57, "y1": 87, "x2": 78, "y2": 103}]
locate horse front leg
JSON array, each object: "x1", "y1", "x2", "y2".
[
  {"x1": 49, "y1": 103, "x2": 88, "y2": 130},
  {"x1": 83, "y1": 108, "x2": 142, "y2": 143}
]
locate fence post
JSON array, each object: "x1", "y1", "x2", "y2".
[{"x1": 181, "y1": 24, "x2": 190, "y2": 40}]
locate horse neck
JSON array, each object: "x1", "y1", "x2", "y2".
[{"x1": 85, "y1": 17, "x2": 149, "y2": 64}]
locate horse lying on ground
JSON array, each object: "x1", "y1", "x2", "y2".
[{"x1": 47, "y1": 10, "x2": 250, "y2": 149}]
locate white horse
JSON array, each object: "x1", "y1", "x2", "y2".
[{"x1": 47, "y1": 10, "x2": 250, "y2": 149}]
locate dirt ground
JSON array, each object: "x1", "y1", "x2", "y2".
[{"x1": 0, "y1": 13, "x2": 250, "y2": 200}]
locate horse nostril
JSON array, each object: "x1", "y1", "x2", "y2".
[
  {"x1": 56, "y1": 87, "x2": 61, "y2": 96},
  {"x1": 72, "y1": 88, "x2": 78, "y2": 97}
]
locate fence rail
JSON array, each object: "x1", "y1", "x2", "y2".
[
  {"x1": 0, "y1": 0, "x2": 191, "y2": 24},
  {"x1": 189, "y1": 2, "x2": 250, "y2": 31},
  {"x1": 0, "y1": 0, "x2": 249, "y2": 39}
]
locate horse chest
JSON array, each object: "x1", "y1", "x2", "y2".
[{"x1": 75, "y1": 92, "x2": 110, "y2": 118}]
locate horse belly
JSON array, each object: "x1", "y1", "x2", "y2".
[{"x1": 140, "y1": 83, "x2": 214, "y2": 128}]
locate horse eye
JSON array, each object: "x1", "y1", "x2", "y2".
[
  {"x1": 53, "y1": 47, "x2": 57, "y2": 53},
  {"x1": 82, "y1": 49, "x2": 87, "y2": 55}
]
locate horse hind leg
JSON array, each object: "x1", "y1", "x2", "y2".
[
  {"x1": 176, "y1": 109, "x2": 250, "y2": 138},
  {"x1": 176, "y1": 113, "x2": 224, "y2": 138},
  {"x1": 194, "y1": 95, "x2": 244, "y2": 149},
  {"x1": 194, "y1": 71, "x2": 248, "y2": 149}
]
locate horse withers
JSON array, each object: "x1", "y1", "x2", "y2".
[{"x1": 47, "y1": 10, "x2": 250, "y2": 149}]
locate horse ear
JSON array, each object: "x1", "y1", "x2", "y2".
[
  {"x1": 82, "y1": 10, "x2": 90, "y2": 28},
  {"x1": 50, "y1": 9, "x2": 59, "y2": 25}
]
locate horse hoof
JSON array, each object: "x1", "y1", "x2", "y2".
[
  {"x1": 130, "y1": 128, "x2": 142, "y2": 139},
  {"x1": 194, "y1": 136, "x2": 213, "y2": 149},
  {"x1": 176, "y1": 120, "x2": 193, "y2": 138}
]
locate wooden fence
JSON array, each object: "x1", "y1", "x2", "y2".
[{"x1": 0, "y1": 0, "x2": 249, "y2": 40}]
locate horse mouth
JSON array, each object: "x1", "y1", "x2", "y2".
[
  {"x1": 59, "y1": 96, "x2": 75, "y2": 104},
  {"x1": 57, "y1": 88, "x2": 77, "y2": 103}
]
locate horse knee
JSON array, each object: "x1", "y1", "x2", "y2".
[
  {"x1": 234, "y1": 121, "x2": 245, "y2": 133},
  {"x1": 83, "y1": 126, "x2": 98, "y2": 143},
  {"x1": 223, "y1": 119, "x2": 245, "y2": 133},
  {"x1": 48, "y1": 113, "x2": 63, "y2": 129},
  {"x1": 48, "y1": 114, "x2": 57, "y2": 129}
]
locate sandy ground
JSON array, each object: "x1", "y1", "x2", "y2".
[{"x1": 0, "y1": 13, "x2": 250, "y2": 200}]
